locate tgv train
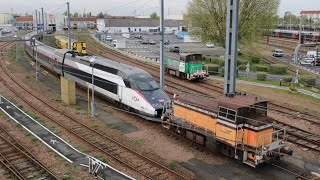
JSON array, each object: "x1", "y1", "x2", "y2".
[{"x1": 24, "y1": 32, "x2": 169, "y2": 119}]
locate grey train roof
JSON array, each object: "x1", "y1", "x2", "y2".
[
  {"x1": 54, "y1": 49, "x2": 153, "y2": 80},
  {"x1": 93, "y1": 56, "x2": 152, "y2": 79}
]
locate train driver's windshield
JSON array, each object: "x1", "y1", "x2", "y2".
[{"x1": 136, "y1": 79, "x2": 159, "y2": 91}]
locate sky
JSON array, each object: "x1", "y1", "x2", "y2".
[{"x1": 0, "y1": 0, "x2": 320, "y2": 17}]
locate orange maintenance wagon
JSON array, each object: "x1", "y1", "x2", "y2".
[{"x1": 162, "y1": 94, "x2": 292, "y2": 167}]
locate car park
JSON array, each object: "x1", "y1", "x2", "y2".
[
  {"x1": 206, "y1": 43, "x2": 214, "y2": 48},
  {"x1": 272, "y1": 49, "x2": 283, "y2": 57},
  {"x1": 170, "y1": 46, "x2": 180, "y2": 53}
]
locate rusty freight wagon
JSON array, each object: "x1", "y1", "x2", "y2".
[{"x1": 161, "y1": 94, "x2": 292, "y2": 167}]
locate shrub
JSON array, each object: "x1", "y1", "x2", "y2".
[
  {"x1": 251, "y1": 56, "x2": 261, "y2": 63},
  {"x1": 238, "y1": 51, "x2": 243, "y2": 56},
  {"x1": 298, "y1": 75, "x2": 316, "y2": 86},
  {"x1": 269, "y1": 64, "x2": 287, "y2": 74},
  {"x1": 220, "y1": 67, "x2": 225, "y2": 77},
  {"x1": 206, "y1": 57, "x2": 225, "y2": 66},
  {"x1": 257, "y1": 72, "x2": 267, "y2": 81},
  {"x1": 238, "y1": 59, "x2": 249, "y2": 66},
  {"x1": 238, "y1": 65, "x2": 246, "y2": 71},
  {"x1": 207, "y1": 64, "x2": 219, "y2": 75},
  {"x1": 255, "y1": 65, "x2": 268, "y2": 72},
  {"x1": 282, "y1": 76, "x2": 293, "y2": 83}
]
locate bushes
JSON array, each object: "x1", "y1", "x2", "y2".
[
  {"x1": 269, "y1": 64, "x2": 287, "y2": 74},
  {"x1": 282, "y1": 76, "x2": 293, "y2": 83},
  {"x1": 251, "y1": 56, "x2": 260, "y2": 64},
  {"x1": 207, "y1": 64, "x2": 219, "y2": 75},
  {"x1": 206, "y1": 57, "x2": 225, "y2": 66},
  {"x1": 255, "y1": 65, "x2": 268, "y2": 72},
  {"x1": 238, "y1": 59, "x2": 249, "y2": 66},
  {"x1": 299, "y1": 75, "x2": 316, "y2": 86},
  {"x1": 257, "y1": 72, "x2": 267, "y2": 81}
]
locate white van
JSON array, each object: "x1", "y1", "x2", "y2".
[{"x1": 307, "y1": 51, "x2": 320, "y2": 58}]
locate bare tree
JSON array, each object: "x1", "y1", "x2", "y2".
[{"x1": 185, "y1": 0, "x2": 280, "y2": 46}]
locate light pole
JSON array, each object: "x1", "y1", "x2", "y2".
[
  {"x1": 35, "y1": 45, "x2": 39, "y2": 81},
  {"x1": 90, "y1": 56, "x2": 97, "y2": 117}
]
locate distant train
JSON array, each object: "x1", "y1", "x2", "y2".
[
  {"x1": 25, "y1": 32, "x2": 170, "y2": 119},
  {"x1": 272, "y1": 29, "x2": 320, "y2": 42},
  {"x1": 55, "y1": 35, "x2": 87, "y2": 55},
  {"x1": 165, "y1": 53, "x2": 209, "y2": 80},
  {"x1": 162, "y1": 94, "x2": 292, "y2": 167}
]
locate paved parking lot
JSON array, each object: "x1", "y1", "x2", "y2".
[
  {"x1": 277, "y1": 54, "x2": 320, "y2": 74},
  {"x1": 110, "y1": 33, "x2": 224, "y2": 61}
]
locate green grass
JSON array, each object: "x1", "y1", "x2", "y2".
[
  {"x1": 168, "y1": 160, "x2": 178, "y2": 170},
  {"x1": 132, "y1": 139, "x2": 141, "y2": 145},
  {"x1": 238, "y1": 76, "x2": 282, "y2": 86}
]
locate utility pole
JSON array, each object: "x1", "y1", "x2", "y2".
[
  {"x1": 67, "y1": 2, "x2": 71, "y2": 50},
  {"x1": 41, "y1": 7, "x2": 44, "y2": 32},
  {"x1": 299, "y1": 15, "x2": 303, "y2": 45},
  {"x1": 224, "y1": 0, "x2": 240, "y2": 95},
  {"x1": 159, "y1": 0, "x2": 164, "y2": 88},
  {"x1": 45, "y1": 13, "x2": 47, "y2": 31},
  {"x1": 35, "y1": 10, "x2": 38, "y2": 33}
]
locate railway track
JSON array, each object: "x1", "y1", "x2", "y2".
[
  {"x1": 83, "y1": 36, "x2": 320, "y2": 152},
  {"x1": 0, "y1": 42, "x2": 188, "y2": 179},
  {"x1": 0, "y1": 122, "x2": 58, "y2": 180},
  {"x1": 275, "y1": 121, "x2": 320, "y2": 152},
  {"x1": 84, "y1": 36, "x2": 221, "y2": 98}
]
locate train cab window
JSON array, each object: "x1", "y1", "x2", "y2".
[
  {"x1": 136, "y1": 79, "x2": 159, "y2": 91},
  {"x1": 124, "y1": 80, "x2": 131, "y2": 88},
  {"x1": 218, "y1": 106, "x2": 237, "y2": 122}
]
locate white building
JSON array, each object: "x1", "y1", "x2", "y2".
[
  {"x1": 0, "y1": 13, "x2": 14, "y2": 25},
  {"x1": 96, "y1": 17, "x2": 184, "y2": 34}
]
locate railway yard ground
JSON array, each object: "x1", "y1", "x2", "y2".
[{"x1": 0, "y1": 31, "x2": 319, "y2": 179}]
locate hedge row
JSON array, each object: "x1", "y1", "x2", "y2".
[
  {"x1": 238, "y1": 65, "x2": 246, "y2": 70},
  {"x1": 257, "y1": 72, "x2": 267, "y2": 81},
  {"x1": 282, "y1": 76, "x2": 293, "y2": 83},
  {"x1": 298, "y1": 75, "x2": 316, "y2": 86},
  {"x1": 205, "y1": 57, "x2": 225, "y2": 66},
  {"x1": 255, "y1": 65, "x2": 268, "y2": 72},
  {"x1": 269, "y1": 64, "x2": 287, "y2": 74},
  {"x1": 207, "y1": 64, "x2": 219, "y2": 75}
]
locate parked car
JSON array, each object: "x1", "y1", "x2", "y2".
[
  {"x1": 170, "y1": 46, "x2": 180, "y2": 53},
  {"x1": 142, "y1": 40, "x2": 149, "y2": 44},
  {"x1": 206, "y1": 43, "x2": 214, "y2": 48},
  {"x1": 272, "y1": 49, "x2": 283, "y2": 57},
  {"x1": 149, "y1": 40, "x2": 156, "y2": 45},
  {"x1": 135, "y1": 40, "x2": 143, "y2": 44},
  {"x1": 106, "y1": 35, "x2": 112, "y2": 41},
  {"x1": 134, "y1": 35, "x2": 143, "y2": 39},
  {"x1": 164, "y1": 40, "x2": 170, "y2": 45},
  {"x1": 300, "y1": 57, "x2": 315, "y2": 65}
]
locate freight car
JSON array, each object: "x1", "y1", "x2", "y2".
[
  {"x1": 162, "y1": 94, "x2": 292, "y2": 167},
  {"x1": 165, "y1": 53, "x2": 209, "y2": 80},
  {"x1": 54, "y1": 35, "x2": 87, "y2": 55},
  {"x1": 24, "y1": 32, "x2": 169, "y2": 119}
]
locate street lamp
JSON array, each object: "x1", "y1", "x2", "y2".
[{"x1": 90, "y1": 56, "x2": 97, "y2": 117}]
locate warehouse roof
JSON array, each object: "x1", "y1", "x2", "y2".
[
  {"x1": 104, "y1": 18, "x2": 184, "y2": 27},
  {"x1": 16, "y1": 17, "x2": 33, "y2": 22},
  {"x1": 70, "y1": 17, "x2": 96, "y2": 22},
  {"x1": 300, "y1": 10, "x2": 320, "y2": 15}
]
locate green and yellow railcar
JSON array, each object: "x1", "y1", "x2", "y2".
[{"x1": 165, "y1": 53, "x2": 209, "y2": 80}]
